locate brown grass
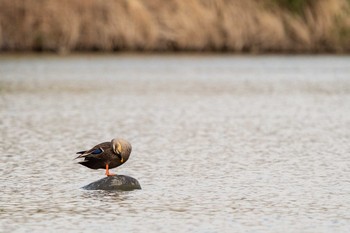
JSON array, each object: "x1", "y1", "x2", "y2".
[{"x1": 0, "y1": 0, "x2": 349, "y2": 53}]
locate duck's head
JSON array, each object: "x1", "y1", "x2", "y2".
[{"x1": 111, "y1": 138, "x2": 132, "y2": 163}]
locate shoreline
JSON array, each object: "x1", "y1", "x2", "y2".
[
  {"x1": 0, "y1": 0, "x2": 349, "y2": 54},
  {"x1": 1, "y1": 51, "x2": 350, "y2": 57}
]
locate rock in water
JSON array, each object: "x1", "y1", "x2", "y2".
[{"x1": 82, "y1": 175, "x2": 141, "y2": 191}]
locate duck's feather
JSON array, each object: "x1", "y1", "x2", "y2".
[
  {"x1": 78, "y1": 157, "x2": 105, "y2": 169},
  {"x1": 91, "y1": 148, "x2": 103, "y2": 154},
  {"x1": 76, "y1": 138, "x2": 132, "y2": 170},
  {"x1": 75, "y1": 142, "x2": 110, "y2": 158}
]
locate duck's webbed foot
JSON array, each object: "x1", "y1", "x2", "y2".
[{"x1": 105, "y1": 164, "x2": 116, "y2": 176}]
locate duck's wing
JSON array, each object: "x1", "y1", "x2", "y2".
[
  {"x1": 78, "y1": 156, "x2": 105, "y2": 169},
  {"x1": 75, "y1": 142, "x2": 111, "y2": 159}
]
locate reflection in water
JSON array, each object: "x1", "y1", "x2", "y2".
[
  {"x1": 80, "y1": 190, "x2": 132, "y2": 203},
  {"x1": 1, "y1": 55, "x2": 350, "y2": 233}
]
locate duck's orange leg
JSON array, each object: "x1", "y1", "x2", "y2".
[{"x1": 105, "y1": 164, "x2": 115, "y2": 176}]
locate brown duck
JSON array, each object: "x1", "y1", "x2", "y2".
[{"x1": 75, "y1": 138, "x2": 132, "y2": 176}]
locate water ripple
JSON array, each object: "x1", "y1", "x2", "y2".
[{"x1": 1, "y1": 55, "x2": 350, "y2": 233}]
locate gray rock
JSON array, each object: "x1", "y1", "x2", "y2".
[{"x1": 82, "y1": 175, "x2": 141, "y2": 191}]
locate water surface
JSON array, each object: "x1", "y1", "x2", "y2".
[{"x1": 1, "y1": 54, "x2": 350, "y2": 233}]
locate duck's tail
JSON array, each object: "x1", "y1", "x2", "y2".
[{"x1": 74, "y1": 151, "x2": 87, "y2": 159}]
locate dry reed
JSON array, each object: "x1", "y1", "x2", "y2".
[{"x1": 0, "y1": 0, "x2": 349, "y2": 53}]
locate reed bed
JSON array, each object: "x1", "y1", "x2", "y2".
[{"x1": 0, "y1": 0, "x2": 349, "y2": 53}]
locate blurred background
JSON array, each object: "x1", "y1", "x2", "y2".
[
  {"x1": 1, "y1": 1, "x2": 350, "y2": 233},
  {"x1": 0, "y1": 0, "x2": 350, "y2": 53}
]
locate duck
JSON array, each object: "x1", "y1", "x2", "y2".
[{"x1": 75, "y1": 138, "x2": 132, "y2": 176}]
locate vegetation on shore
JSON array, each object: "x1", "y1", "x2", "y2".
[{"x1": 0, "y1": 0, "x2": 349, "y2": 53}]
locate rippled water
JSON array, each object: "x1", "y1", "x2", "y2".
[{"x1": 1, "y1": 54, "x2": 350, "y2": 233}]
